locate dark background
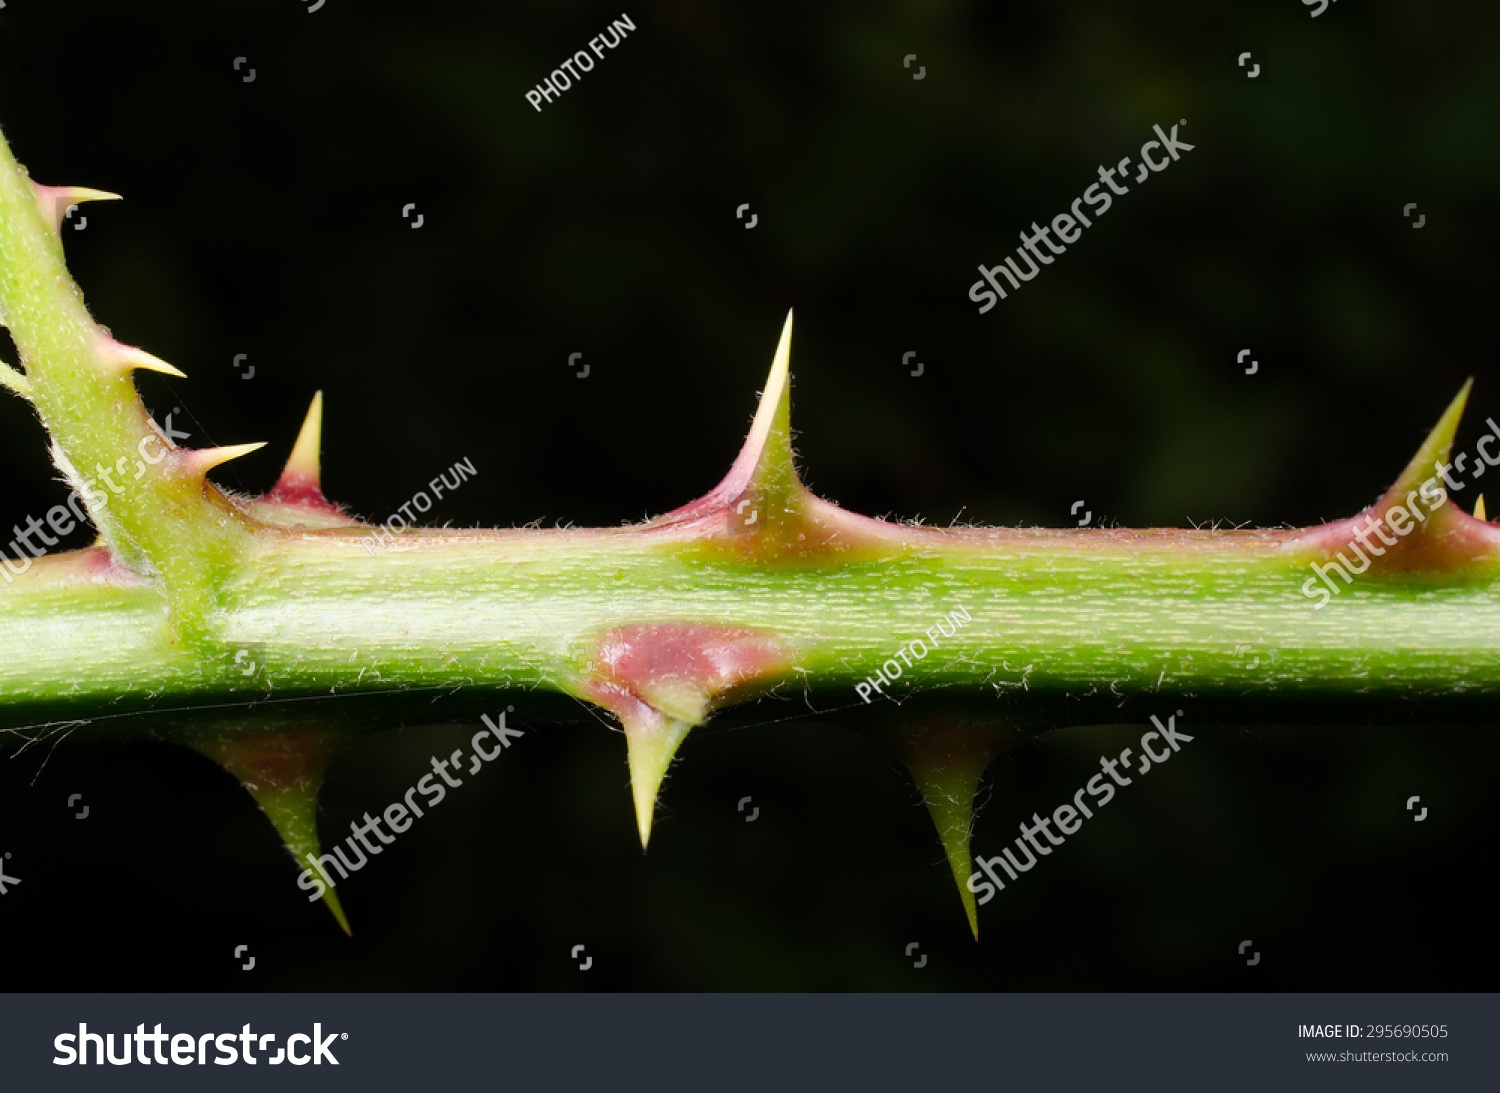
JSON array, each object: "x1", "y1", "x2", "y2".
[{"x1": 1, "y1": 0, "x2": 1498, "y2": 989}]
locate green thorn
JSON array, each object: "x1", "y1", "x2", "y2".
[
  {"x1": 625, "y1": 711, "x2": 695, "y2": 849},
  {"x1": 1383, "y1": 378, "x2": 1471, "y2": 501},
  {"x1": 910, "y1": 757, "x2": 988, "y2": 939},
  {"x1": 188, "y1": 725, "x2": 357, "y2": 934},
  {"x1": 870, "y1": 716, "x2": 1025, "y2": 940},
  {"x1": 246, "y1": 760, "x2": 353, "y2": 935}
]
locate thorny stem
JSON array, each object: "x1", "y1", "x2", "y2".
[{"x1": 4, "y1": 122, "x2": 1500, "y2": 936}]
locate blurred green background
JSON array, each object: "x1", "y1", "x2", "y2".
[{"x1": 1, "y1": 0, "x2": 1498, "y2": 989}]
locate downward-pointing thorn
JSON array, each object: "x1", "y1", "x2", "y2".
[
  {"x1": 625, "y1": 713, "x2": 694, "y2": 850},
  {"x1": 866, "y1": 716, "x2": 1025, "y2": 940},
  {"x1": 187, "y1": 725, "x2": 357, "y2": 935},
  {"x1": 576, "y1": 624, "x2": 793, "y2": 851}
]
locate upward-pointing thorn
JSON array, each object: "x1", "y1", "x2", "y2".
[
  {"x1": 1379, "y1": 378, "x2": 1471, "y2": 504},
  {"x1": 647, "y1": 310, "x2": 799, "y2": 532},
  {"x1": 98, "y1": 337, "x2": 188, "y2": 379},
  {"x1": 644, "y1": 310, "x2": 904, "y2": 561},
  {"x1": 30, "y1": 183, "x2": 122, "y2": 236},
  {"x1": 178, "y1": 442, "x2": 267, "y2": 478},
  {"x1": 285, "y1": 391, "x2": 323, "y2": 485},
  {"x1": 251, "y1": 392, "x2": 357, "y2": 527},
  {"x1": 720, "y1": 307, "x2": 798, "y2": 507},
  {"x1": 265, "y1": 392, "x2": 327, "y2": 504},
  {"x1": 1289, "y1": 379, "x2": 1500, "y2": 571}
]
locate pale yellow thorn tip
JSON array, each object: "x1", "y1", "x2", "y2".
[
  {"x1": 61, "y1": 186, "x2": 123, "y2": 205},
  {"x1": 753, "y1": 308, "x2": 793, "y2": 440},
  {"x1": 284, "y1": 391, "x2": 324, "y2": 485},
  {"x1": 715, "y1": 308, "x2": 797, "y2": 501},
  {"x1": 771, "y1": 308, "x2": 793, "y2": 389},
  {"x1": 30, "y1": 183, "x2": 123, "y2": 233},
  {"x1": 183, "y1": 442, "x2": 268, "y2": 475},
  {"x1": 1477, "y1": 495, "x2": 1487, "y2": 522},
  {"x1": 100, "y1": 339, "x2": 188, "y2": 380},
  {"x1": 746, "y1": 310, "x2": 792, "y2": 440},
  {"x1": 632, "y1": 780, "x2": 656, "y2": 849},
  {"x1": 625, "y1": 716, "x2": 694, "y2": 849}
]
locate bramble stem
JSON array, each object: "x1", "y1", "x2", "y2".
[{"x1": 6, "y1": 524, "x2": 1500, "y2": 736}]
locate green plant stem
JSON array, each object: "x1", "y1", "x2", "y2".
[
  {"x1": 6, "y1": 526, "x2": 1500, "y2": 737},
  {"x1": 0, "y1": 129, "x2": 258, "y2": 642}
]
